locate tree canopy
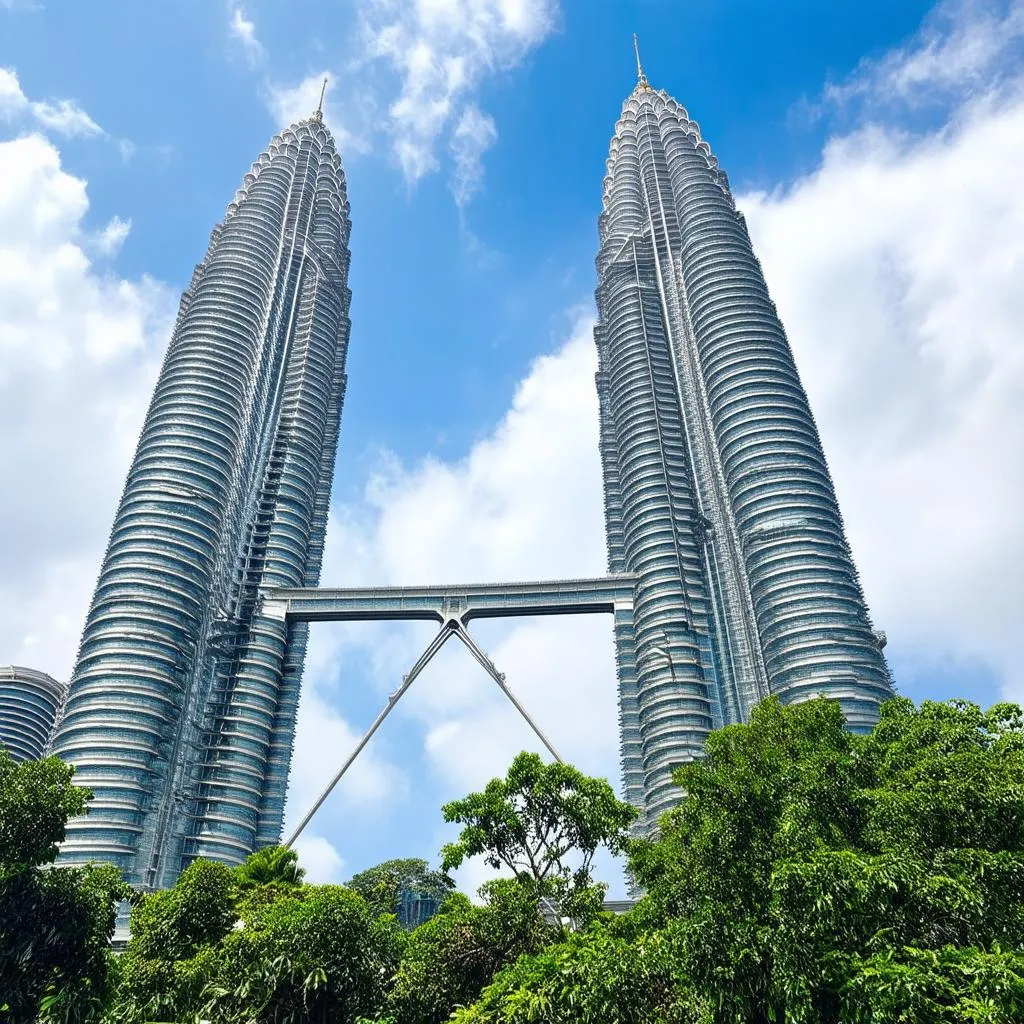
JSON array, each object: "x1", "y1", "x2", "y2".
[
  {"x1": 626, "y1": 696, "x2": 1024, "y2": 1024},
  {"x1": 346, "y1": 857, "x2": 454, "y2": 920},
  {"x1": 441, "y1": 751, "x2": 636, "y2": 921},
  {"x1": 0, "y1": 749, "x2": 127, "y2": 1024},
  {"x1": 386, "y1": 878, "x2": 553, "y2": 1024},
  {"x1": 9, "y1": 693, "x2": 1024, "y2": 1024}
]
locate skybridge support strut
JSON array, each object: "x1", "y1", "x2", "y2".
[{"x1": 285, "y1": 618, "x2": 563, "y2": 848}]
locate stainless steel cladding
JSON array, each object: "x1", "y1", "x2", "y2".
[
  {"x1": 0, "y1": 666, "x2": 66, "y2": 763},
  {"x1": 50, "y1": 109, "x2": 352, "y2": 888},
  {"x1": 596, "y1": 74, "x2": 891, "y2": 831}
]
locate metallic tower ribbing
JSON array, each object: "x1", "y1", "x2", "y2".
[
  {"x1": 50, "y1": 107, "x2": 352, "y2": 888},
  {"x1": 596, "y1": 53, "x2": 891, "y2": 829},
  {"x1": 0, "y1": 666, "x2": 66, "y2": 763}
]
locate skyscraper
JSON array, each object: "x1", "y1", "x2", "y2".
[
  {"x1": 0, "y1": 666, "x2": 66, "y2": 763},
  {"x1": 595, "y1": 50, "x2": 891, "y2": 828},
  {"x1": 50, "y1": 104, "x2": 352, "y2": 888}
]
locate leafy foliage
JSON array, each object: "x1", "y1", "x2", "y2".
[
  {"x1": 387, "y1": 879, "x2": 553, "y2": 1024},
  {"x1": 451, "y1": 918, "x2": 709, "y2": 1024},
  {"x1": 0, "y1": 749, "x2": 127, "y2": 1024},
  {"x1": 441, "y1": 751, "x2": 636, "y2": 920},
  {"x1": 347, "y1": 857, "x2": 454, "y2": 919},
  {"x1": 13, "y1": 696, "x2": 1024, "y2": 1024},
  {"x1": 628, "y1": 696, "x2": 1024, "y2": 1024},
  {"x1": 234, "y1": 843, "x2": 306, "y2": 892},
  {"x1": 110, "y1": 858, "x2": 237, "y2": 1023},
  {"x1": 0, "y1": 749, "x2": 89, "y2": 879},
  {"x1": 201, "y1": 884, "x2": 405, "y2": 1024},
  {"x1": 111, "y1": 852, "x2": 403, "y2": 1024}
]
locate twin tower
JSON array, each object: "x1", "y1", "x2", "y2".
[{"x1": 49, "y1": 68, "x2": 891, "y2": 887}]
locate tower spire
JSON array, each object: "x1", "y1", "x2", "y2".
[
  {"x1": 312, "y1": 76, "x2": 327, "y2": 122},
  {"x1": 633, "y1": 33, "x2": 650, "y2": 90}
]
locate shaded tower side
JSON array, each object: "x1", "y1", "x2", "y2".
[
  {"x1": 0, "y1": 666, "x2": 66, "y2": 763},
  {"x1": 50, "y1": 115, "x2": 352, "y2": 887},
  {"x1": 595, "y1": 95, "x2": 729, "y2": 829}
]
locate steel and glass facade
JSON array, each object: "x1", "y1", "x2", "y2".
[
  {"x1": 0, "y1": 666, "x2": 65, "y2": 763},
  {"x1": 596, "y1": 69, "x2": 891, "y2": 829},
  {"x1": 50, "y1": 110, "x2": 352, "y2": 888}
]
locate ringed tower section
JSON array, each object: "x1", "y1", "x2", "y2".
[
  {"x1": 50, "y1": 99, "x2": 353, "y2": 889},
  {"x1": 595, "y1": 42, "x2": 891, "y2": 829}
]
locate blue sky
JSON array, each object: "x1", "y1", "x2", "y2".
[{"x1": 1, "y1": 0, "x2": 1022, "y2": 892}]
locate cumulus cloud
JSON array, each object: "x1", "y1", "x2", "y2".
[
  {"x1": 735, "y1": 0, "x2": 1024, "y2": 697},
  {"x1": 0, "y1": 122, "x2": 399, "y2": 881},
  {"x1": 0, "y1": 67, "x2": 103, "y2": 137},
  {"x1": 258, "y1": 1, "x2": 555, "y2": 201},
  {"x1": 229, "y1": 4, "x2": 265, "y2": 66},
  {"x1": 92, "y1": 214, "x2": 131, "y2": 256},
  {"x1": 0, "y1": 133, "x2": 174, "y2": 678},
  {"x1": 361, "y1": 0, "x2": 557, "y2": 186},
  {"x1": 294, "y1": 833, "x2": 346, "y2": 883},
  {"x1": 740, "y1": 83, "x2": 1024, "y2": 697}
]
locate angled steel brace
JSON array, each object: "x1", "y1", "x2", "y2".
[
  {"x1": 450, "y1": 620, "x2": 563, "y2": 764},
  {"x1": 285, "y1": 622, "x2": 454, "y2": 847},
  {"x1": 285, "y1": 617, "x2": 562, "y2": 847}
]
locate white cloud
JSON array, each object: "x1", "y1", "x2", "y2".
[
  {"x1": 229, "y1": 4, "x2": 265, "y2": 67},
  {"x1": 30, "y1": 98, "x2": 103, "y2": 137},
  {"x1": 736, "y1": 0, "x2": 1024, "y2": 699},
  {"x1": 0, "y1": 68, "x2": 24, "y2": 118},
  {"x1": 0, "y1": 133, "x2": 174, "y2": 680},
  {"x1": 450, "y1": 103, "x2": 497, "y2": 206},
  {"x1": 740, "y1": 80, "x2": 1024, "y2": 698},
  {"x1": 360, "y1": 0, "x2": 556, "y2": 189},
  {"x1": 0, "y1": 67, "x2": 103, "y2": 137},
  {"x1": 292, "y1": 2, "x2": 1024, "y2": 887},
  {"x1": 259, "y1": 1, "x2": 554, "y2": 199},
  {"x1": 300, "y1": 316, "x2": 620, "y2": 851},
  {"x1": 823, "y1": 0, "x2": 1024, "y2": 111},
  {"x1": 92, "y1": 214, "x2": 131, "y2": 256},
  {"x1": 294, "y1": 833, "x2": 346, "y2": 883}
]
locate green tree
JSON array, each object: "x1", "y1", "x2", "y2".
[
  {"x1": 201, "y1": 884, "x2": 405, "y2": 1024},
  {"x1": 388, "y1": 878, "x2": 552, "y2": 1024},
  {"x1": 452, "y1": 917, "x2": 709, "y2": 1024},
  {"x1": 347, "y1": 857, "x2": 454, "y2": 919},
  {"x1": 441, "y1": 752, "x2": 636, "y2": 921},
  {"x1": 110, "y1": 858, "x2": 237, "y2": 1023},
  {"x1": 629, "y1": 696, "x2": 1024, "y2": 1024},
  {"x1": 112, "y1": 850, "x2": 404, "y2": 1024},
  {"x1": 0, "y1": 749, "x2": 127, "y2": 1024},
  {"x1": 234, "y1": 844, "x2": 306, "y2": 892}
]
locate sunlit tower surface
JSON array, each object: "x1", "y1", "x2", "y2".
[
  {"x1": 50, "y1": 99, "x2": 352, "y2": 888},
  {"x1": 595, "y1": 41, "x2": 892, "y2": 829}
]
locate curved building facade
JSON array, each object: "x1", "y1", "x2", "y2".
[
  {"x1": 50, "y1": 106, "x2": 352, "y2": 888},
  {"x1": 0, "y1": 666, "x2": 65, "y2": 763},
  {"x1": 596, "y1": 59, "x2": 891, "y2": 829}
]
